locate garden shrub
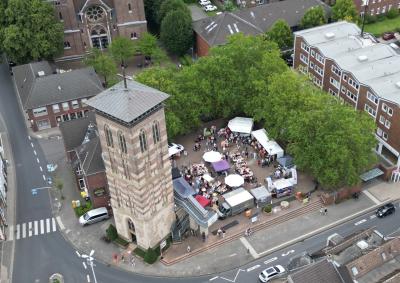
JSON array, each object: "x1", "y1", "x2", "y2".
[
  {"x1": 144, "y1": 247, "x2": 158, "y2": 264},
  {"x1": 106, "y1": 224, "x2": 118, "y2": 241},
  {"x1": 386, "y1": 8, "x2": 399, "y2": 19},
  {"x1": 74, "y1": 200, "x2": 92, "y2": 217},
  {"x1": 263, "y1": 204, "x2": 272, "y2": 213}
]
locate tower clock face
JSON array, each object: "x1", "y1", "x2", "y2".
[{"x1": 86, "y1": 6, "x2": 105, "y2": 22}]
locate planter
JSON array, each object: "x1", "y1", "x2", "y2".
[{"x1": 49, "y1": 273, "x2": 64, "y2": 283}]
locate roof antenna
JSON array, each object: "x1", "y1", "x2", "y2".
[{"x1": 360, "y1": 0, "x2": 369, "y2": 38}]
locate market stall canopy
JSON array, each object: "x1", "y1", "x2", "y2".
[
  {"x1": 273, "y1": 178, "x2": 293, "y2": 191},
  {"x1": 195, "y1": 195, "x2": 211, "y2": 208},
  {"x1": 250, "y1": 186, "x2": 271, "y2": 204},
  {"x1": 228, "y1": 117, "x2": 254, "y2": 135},
  {"x1": 212, "y1": 159, "x2": 230, "y2": 172},
  {"x1": 173, "y1": 177, "x2": 196, "y2": 198},
  {"x1": 202, "y1": 173, "x2": 214, "y2": 183},
  {"x1": 225, "y1": 174, "x2": 245, "y2": 187},
  {"x1": 251, "y1": 129, "x2": 270, "y2": 149},
  {"x1": 265, "y1": 140, "x2": 284, "y2": 158},
  {"x1": 203, "y1": 151, "x2": 222, "y2": 163},
  {"x1": 277, "y1": 155, "x2": 294, "y2": 168}
]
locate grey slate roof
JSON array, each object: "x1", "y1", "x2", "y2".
[
  {"x1": 294, "y1": 21, "x2": 400, "y2": 105},
  {"x1": 288, "y1": 259, "x2": 345, "y2": 283},
  {"x1": 12, "y1": 62, "x2": 103, "y2": 110},
  {"x1": 59, "y1": 111, "x2": 97, "y2": 152},
  {"x1": 76, "y1": 135, "x2": 104, "y2": 175},
  {"x1": 193, "y1": 0, "x2": 330, "y2": 47},
  {"x1": 85, "y1": 80, "x2": 169, "y2": 124}
]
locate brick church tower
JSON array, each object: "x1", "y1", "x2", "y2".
[
  {"x1": 86, "y1": 79, "x2": 175, "y2": 249},
  {"x1": 52, "y1": 0, "x2": 147, "y2": 61}
]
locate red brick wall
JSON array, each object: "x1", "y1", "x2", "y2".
[
  {"x1": 196, "y1": 33, "x2": 210, "y2": 57},
  {"x1": 86, "y1": 172, "x2": 110, "y2": 208}
]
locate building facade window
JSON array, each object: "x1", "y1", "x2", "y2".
[
  {"x1": 62, "y1": 102, "x2": 69, "y2": 110},
  {"x1": 128, "y1": 3, "x2": 132, "y2": 12},
  {"x1": 364, "y1": 104, "x2": 376, "y2": 117},
  {"x1": 71, "y1": 100, "x2": 79, "y2": 109},
  {"x1": 52, "y1": 104, "x2": 60, "y2": 113},
  {"x1": 139, "y1": 130, "x2": 147, "y2": 152},
  {"x1": 387, "y1": 107, "x2": 393, "y2": 116},
  {"x1": 346, "y1": 90, "x2": 357, "y2": 102},
  {"x1": 301, "y1": 42, "x2": 310, "y2": 52},
  {"x1": 104, "y1": 125, "x2": 113, "y2": 147},
  {"x1": 64, "y1": 41, "x2": 71, "y2": 49},
  {"x1": 385, "y1": 119, "x2": 391, "y2": 129},
  {"x1": 343, "y1": 74, "x2": 348, "y2": 81},
  {"x1": 315, "y1": 53, "x2": 324, "y2": 63},
  {"x1": 315, "y1": 65, "x2": 323, "y2": 76},
  {"x1": 300, "y1": 54, "x2": 308, "y2": 64},
  {"x1": 331, "y1": 65, "x2": 342, "y2": 76},
  {"x1": 311, "y1": 50, "x2": 315, "y2": 57},
  {"x1": 328, "y1": 88, "x2": 338, "y2": 96},
  {"x1": 377, "y1": 128, "x2": 383, "y2": 136},
  {"x1": 379, "y1": 115, "x2": 385, "y2": 124},
  {"x1": 383, "y1": 131, "x2": 388, "y2": 140},
  {"x1": 367, "y1": 92, "x2": 378, "y2": 104},
  {"x1": 152, "y1": 121, "x2": 161, "y2": 144},
  {"x1": 348, "y1": 78, "x2": 359, "y2": 90},
  {"x1": 118, "y1": 131, "x2": 127, "y2": 154},
  {"x1": 33, "y1": 107, "x2": 48, "y2": 117},
  {"x1": 310, "y1": 61, "x2": 314, "y2": 69},
  {"x1": 59, "y1": 12, "x2": 63, "y2": 20},
  {"x1": 330, "y1": 77, "x2": 340, "y2": 89}
]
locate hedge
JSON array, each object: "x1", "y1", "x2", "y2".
[{"x1": 74, "y1": 201, "x2": 92, "y2": 217}]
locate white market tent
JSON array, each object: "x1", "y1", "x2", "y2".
[
  {"x1": 203, "y1": 151, "x2": 222, "y2": 163},
  {"x1": 264, "y1": 140, "x2": 284, "y2": 158},
  {"x1": 251, "y1": 129, "x2": 270, "y2": 150},
  {"x1": 228, "y1": 117, "x2": 253, "y2": 135}
]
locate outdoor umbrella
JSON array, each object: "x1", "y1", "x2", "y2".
[
  {"x1": 203, "y1": 151, "x2": 222, "y2": 163},
  {"x1": 225, "y1": 174, "x2": 244, "y2": 187}
]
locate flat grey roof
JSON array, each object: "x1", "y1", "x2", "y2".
[
  {"x1": 295, "y1": 21, "x2": 400, "y2": 105},
  {"x1": 86, "y1": 80, "x2": 169, "y2": 124}
]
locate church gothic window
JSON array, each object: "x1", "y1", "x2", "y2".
[
  {"x1": 86, "y1": 6, "x2": 105, "y2": 22},
  {"x1": 152, "y1": 121, "x2": 160, "y2": 144},
  {"x1": 139, "y1": 130, "x2": 147, "y2": 152},
  {"x1": 118, "y1": 131, "x2": 127, "y2": 154},
  {"x1": 104, "y1": 125, "x2": 113, "y2": 147}
]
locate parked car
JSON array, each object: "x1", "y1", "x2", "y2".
[
  {"x1": 376, "y1": 203, "x2": 395, "y2": 218},
  {"x1": 168, "y1": 143, "x2": 184, "y2": 157},
  {"x1": 199, "y1": 0, "x2": 211, "y2": 5},
  {"x1": 259, "y1": 265, "x2": 285, "y2": 282},
  {"x1": 382, "y1": 32, "x2": 395, "y2": 41},
  {"x1": 79, "y1": 207, "x2": 110, "y2": 226},
  {"x1": 204, "y1": 4, "x2": 217, "y2": 11}
]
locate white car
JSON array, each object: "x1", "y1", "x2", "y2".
[
  {"x1": 204, "y1": 4, "x2": 217, "y2": 11},
  {"x1": 199, "y1": 0, "x2": 211, "y2": 5},
  {"x1": 259, "y1": 265, "x2": 285, "y2": 282},
  {"x1": 168, "y1": 143, "x2": 184, "y2": 157}
]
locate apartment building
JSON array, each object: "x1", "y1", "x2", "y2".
[
  {"x1": 353, "y1": 0, "x2": 400, "y2": 16},
  {"x1": 294, "y1": 21, "x2": 400, "y2": 167}
]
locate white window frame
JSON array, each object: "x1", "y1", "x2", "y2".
[
  {"x1": 385, "y1": 119, "x2": 391, "y2": 129},
  {"x1": 310, "y1": 61, "x2": 315, "y2": 69},
  {"x1": 33, "y1": 107, "x2": 48, "y2": 117},
  {"x1": 382, "y1": 131, "x2": 388, "y2": 141},
  {"x1": 382, "y1": 103, "x2": 388, "y2": 112},
  {"x1": 300, "y1": 54, "x2": 308, "y2": 64},
  {"x1": 379, "y1": 115, "x2": 385, "y2": 124},
  {"x1": 330, "y1": 77, "x2": 340, "y2": 89},
  {"x1": 377, "y1": 128, "x2": 383, "y2": 136},
  {"x1": 311, "y1": 50, "x2": 315, "y2": 57},
  {"x1": 331, "y1": 65, "x2": 342, "y2": 77},
  {"x1": 52, "y1": 104, "x2": 60, "y2": 113},
  {"x1": 346, "y1": 90, "x2": 357, "y2": 102},
  {"x1": 364, "y1": 104, "x2": 376, "y2": 117},
  {"x1": 343, "y1": 74, "x2": 348, "y2": 81},
  {"x1": 387, "y1": 107, "x2": 393, "y2": 116},
  {"x1": 367, "y1": 92, "x2": 378, "y2": 104},
  {"x1": 71, "y1": 100, "x2": 79, "y2": 109},
  {"x1": 62, "y1": 102, "x2": 70, "y2": 111}
]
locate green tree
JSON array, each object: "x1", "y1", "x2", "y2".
[
  {"x1": 300, "y1": 6, "x2": 326, "y2": 29},
  {"x1": 266, "y1": 19, "x2": 293, "y2": 50},
  {"x1": 158, "y1": 0, "x2": 188, "y2": 24},
  {"x1": 224, "y1": 0, "x2": 235, "y2": 12},
  {"x1": 144, "y1": 0, "x2": 164, "y2": 33},
  {"x1": 3, "y1": 0, "x2": 63, "y2": 63},
  {"x1": 332, "y1": 0, "x2": 358, "y2": 22},
  {"x1": 0, "y1": 0, "x2": 7, "y2": 52},
  {"x1": 109, "y1": 37, "x2": 136, "y2": 87},
  {"x1": 85, "y1": 49, "x2": 118, "y2": 88},
  {"x1": 160, "y1": 9, "x2": 193, "y2": 55},
  {"x1": 136, "y1": 32, "x2": 167, "y2": 65}
]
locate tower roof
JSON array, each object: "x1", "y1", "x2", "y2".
[{"x1": 86, "y1": 80, "x2": 169, "y2": 124}]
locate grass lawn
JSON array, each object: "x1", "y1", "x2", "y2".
[{"x1": 364, "y1": 17, "x2": 400, "y2": 36}]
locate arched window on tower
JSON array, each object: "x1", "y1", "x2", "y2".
[
  {"x1": 152, "y1": 121, "x2": 161, "y2": 144},
  {"x1": 104, "y1": 125, "x2": 113, "y2": 147},
  {"x1": 139, "y1": 130, "x2": 147, "y2": 152},
  {"x1": 118, "y1": 131, "x2": 127, "y2": 154},
  {"x1": 128, "y1": 3, "x2": 132, "y2": 13}
]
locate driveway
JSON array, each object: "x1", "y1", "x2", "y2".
[{"x1": 188, "y1": 4, "x2": 208, "y2": 21}]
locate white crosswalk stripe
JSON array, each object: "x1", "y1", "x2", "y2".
[{"x1": 13, "y1": 218, "x2": 57, "y2": 240}]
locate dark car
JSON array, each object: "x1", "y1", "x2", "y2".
[
  {"x1": 376, "y1": 203, "x2": 395, "y2": 218},
  {"x1": 382, "y1": 32, "x2": 395, "y2": 41}
]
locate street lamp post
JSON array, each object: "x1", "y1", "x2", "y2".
[{"x1": 76, "y1": 250, "x2": 97, "y2": 283}]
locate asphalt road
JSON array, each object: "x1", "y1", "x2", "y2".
[{"x1": 1, "y1": 61, "x2": 399, "y2": 283}]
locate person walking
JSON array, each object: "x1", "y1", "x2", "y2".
[
  {"x1": 324, "y1": 208, "x2": 328, "y2": 215},
  {"x1": 222, "y1": 230, "x2": 226, "y2": 238},
  {"x1": 130, "y1": 256, "x2": 136, "y2": 268},
  {"x1": 187, "y1": 245, "x2": 191, "y2": 253}
]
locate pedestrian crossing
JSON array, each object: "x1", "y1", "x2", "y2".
[{"x1": 12, "y1": 217, "x2": 57, "y2": 240}]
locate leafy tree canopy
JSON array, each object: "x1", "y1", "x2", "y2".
[
  {"x1": 136, "y1": 32, "x2": 167, "y2": 64},
  {"x1": 158, "y1": 0, "x2": 188, "y2": 24},
  {"x1": 160, "y1": 9, "x2": 193, "y2": 55},
  {"x1": 3, "y1": 0, "x2": 63, "y2": 63},
  {"x1": 109, "y1": 37, "x2": 136, "y2": 65},
  {"x1": 332, "y1": 0, "x2": 358, "y2": 22},
  {"x1": 85, "y1": 48, "x2": 118, "y2": 88},
  {"x1": 300, "y1": 6, "x2": 326, "y2": 29},
  {"x1": 266, "y1": 19, "x2": 293, "y2": 50}
]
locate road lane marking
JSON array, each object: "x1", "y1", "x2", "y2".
[
  {"x1": 82, "y1": 262, "x2": 87, "y2": 269},
  {"x1": 362, "y1": 190, "x2": 381, "y2": 205},
  {"x1": 16, "y1": 225, "x2": 20, "y2": 240},
  {"x1": 30, "y1": 142, "x2": 34, "y2": 148},
  {"x1": 39, "y1": 166, "x2": 43, "y2": 172},
  {"x1": 52, "y1": 218, "x2": 57, "y2": 232},
  {"x1": 33, "y1": 150, "x2": 37, "y2": 156},
  {"x1": 239, "y1": 237, "x2": 259, "y2": 259},
  {"x1": 56, "y1": 216, "x2": 65, "y2": 230},
  {"x1": 209, "y1": 276, "x2": 218, "y2": 281},
  {"x1": 219, "y1": 269, "x2": 246, "y2": 282},
  {"x1": 354, "y1": 219, "x2": 367, "y2": 226},
  {"x1": 40, "y1": 219, "x2": 45, "y2": 234},
  {"x1": 281, "y1": 249, "x2": 295, "y2": 257},
  {"x1": 28, "y1": 136, "x2": 31, "y2": 140},
  {"x1": 370, "y1": 215, "x2": 377, "y2": 219},
  {"x1": 264, "y1": 257, "x2": 278, "y2": 265},
  {"x1": 8, "y1": 225, "x2": 14, "y2": 241},
  {"x1": 34, "y1": 221, "x2": 38, "y2": 235},
  {"x1": 36, "y1": 158, "x2": 40, "y2": 163},
  {"x1": 228, "y1": 253, "x2": 237, "y2": 257},
  {"x1": 87, "y1": 274, "x2": 91, "y2": 283},
  {"x1": 22, "y1": 223, "x2": 26, "y2": 238},
  {"x1": 246, "y1": 264, "x2": 260, "y2": 272},
  {"x1": 42, "y1": 175, "x2": 46, "y2": 181},
  {"x1": 28, "y1": 222, "x2": 32, "y2": 237},
  {"x1": 46, "y1": 218, "x2": 51, "y2": 233}
]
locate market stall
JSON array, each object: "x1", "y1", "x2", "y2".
[
  {"x1": 195, "y1": 195, "x2": 211, "y2": 208},
  {"x1": 227, "y1": 117, "x2": 254, "y2": 136},
  {"x1": 212, "y1": 159, "x2": 230, "y2": 173},
  {"x1": 251, "y1": 129, "x2": 270, "y2": 150},
  {"x1": 203, "y1": 151, "x2": 222, "y2": 163},
  {"x1": 264, "y1": 140, "x2": 284, "y2": 159}
]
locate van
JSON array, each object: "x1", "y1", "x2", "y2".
[{"x1": 79, "y1": 207, "x2": 109, "y2": 226}]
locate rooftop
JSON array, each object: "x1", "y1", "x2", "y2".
[
  {"x1": 295, "y1": 21, "x2": 400, "y2": 105},
  {"x1": 288, "y1": 259, "x2": 344, "y2": 283},
  {"x1": 12, "y1": 62, "x2": 103, "y2": 109},
  {"x1": 85, "y1": 80, "x2": 169, "y2": 125}
]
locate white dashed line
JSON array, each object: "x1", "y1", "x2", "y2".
[
  {"x1": 246, "y1": 264, "x2": 260, "y2": 272},
  {"x1": 228, "y1": 253, "x2": 237, "y2": 257},
  {"x1": 31, "y1": 142, "x2": 34, "y2": 148},
  {"x1": 370, "y1": 215, "x2": 377, "y2": 219},
  {"x1": 36, "y1": 158, "x2": 40, "y2": 163},
  {"x1": 281, "y1": 249, "x2": 295, "y2": 257},
  {"x1": 33, "y1": 150, "x2": 37, "y2": 156},
  {"x1": 209, "y1": 276, "x2": 218, "y2": 281},
  {"x1": 56, "y1": 216, "x2": 65, "y2": 230},
  {"x1": 28, "y1": 136, "x2": 31, "y2": 140},
  {"x1": 264, "y1": 257, "x2": 278, "y2": 265},
  {"x1": 87, "y1": 274, "x2": 91, "y2": 283},
  {"x1": 354, "y1": 219, "x2": 367, "y2": 226},
  {"x1": 42, "y1": 175, "x2": 46, "y2": 181},
  {"x1": 39, "y1": 166, "x2": 43, "y2": 172},
  {"x1": 82, "y1": 262, "x2": 87, "y2": 270}
]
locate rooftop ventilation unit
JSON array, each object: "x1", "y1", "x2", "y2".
[
  {"x1": 356, "y1": 240, "x2": 369, "y2": 250},
  {"x1": 37, "y1": 71, "x2": 45, "y2": 77},
  {"x1": 358, "y1": 55, "x2": 368, "y2": 62},
  {"x1": 396, "y1": 81, "x2": 400, "y2": 88},
  {"x1": 325, "y1": 32, "x2": 335, "y2": 39}
]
